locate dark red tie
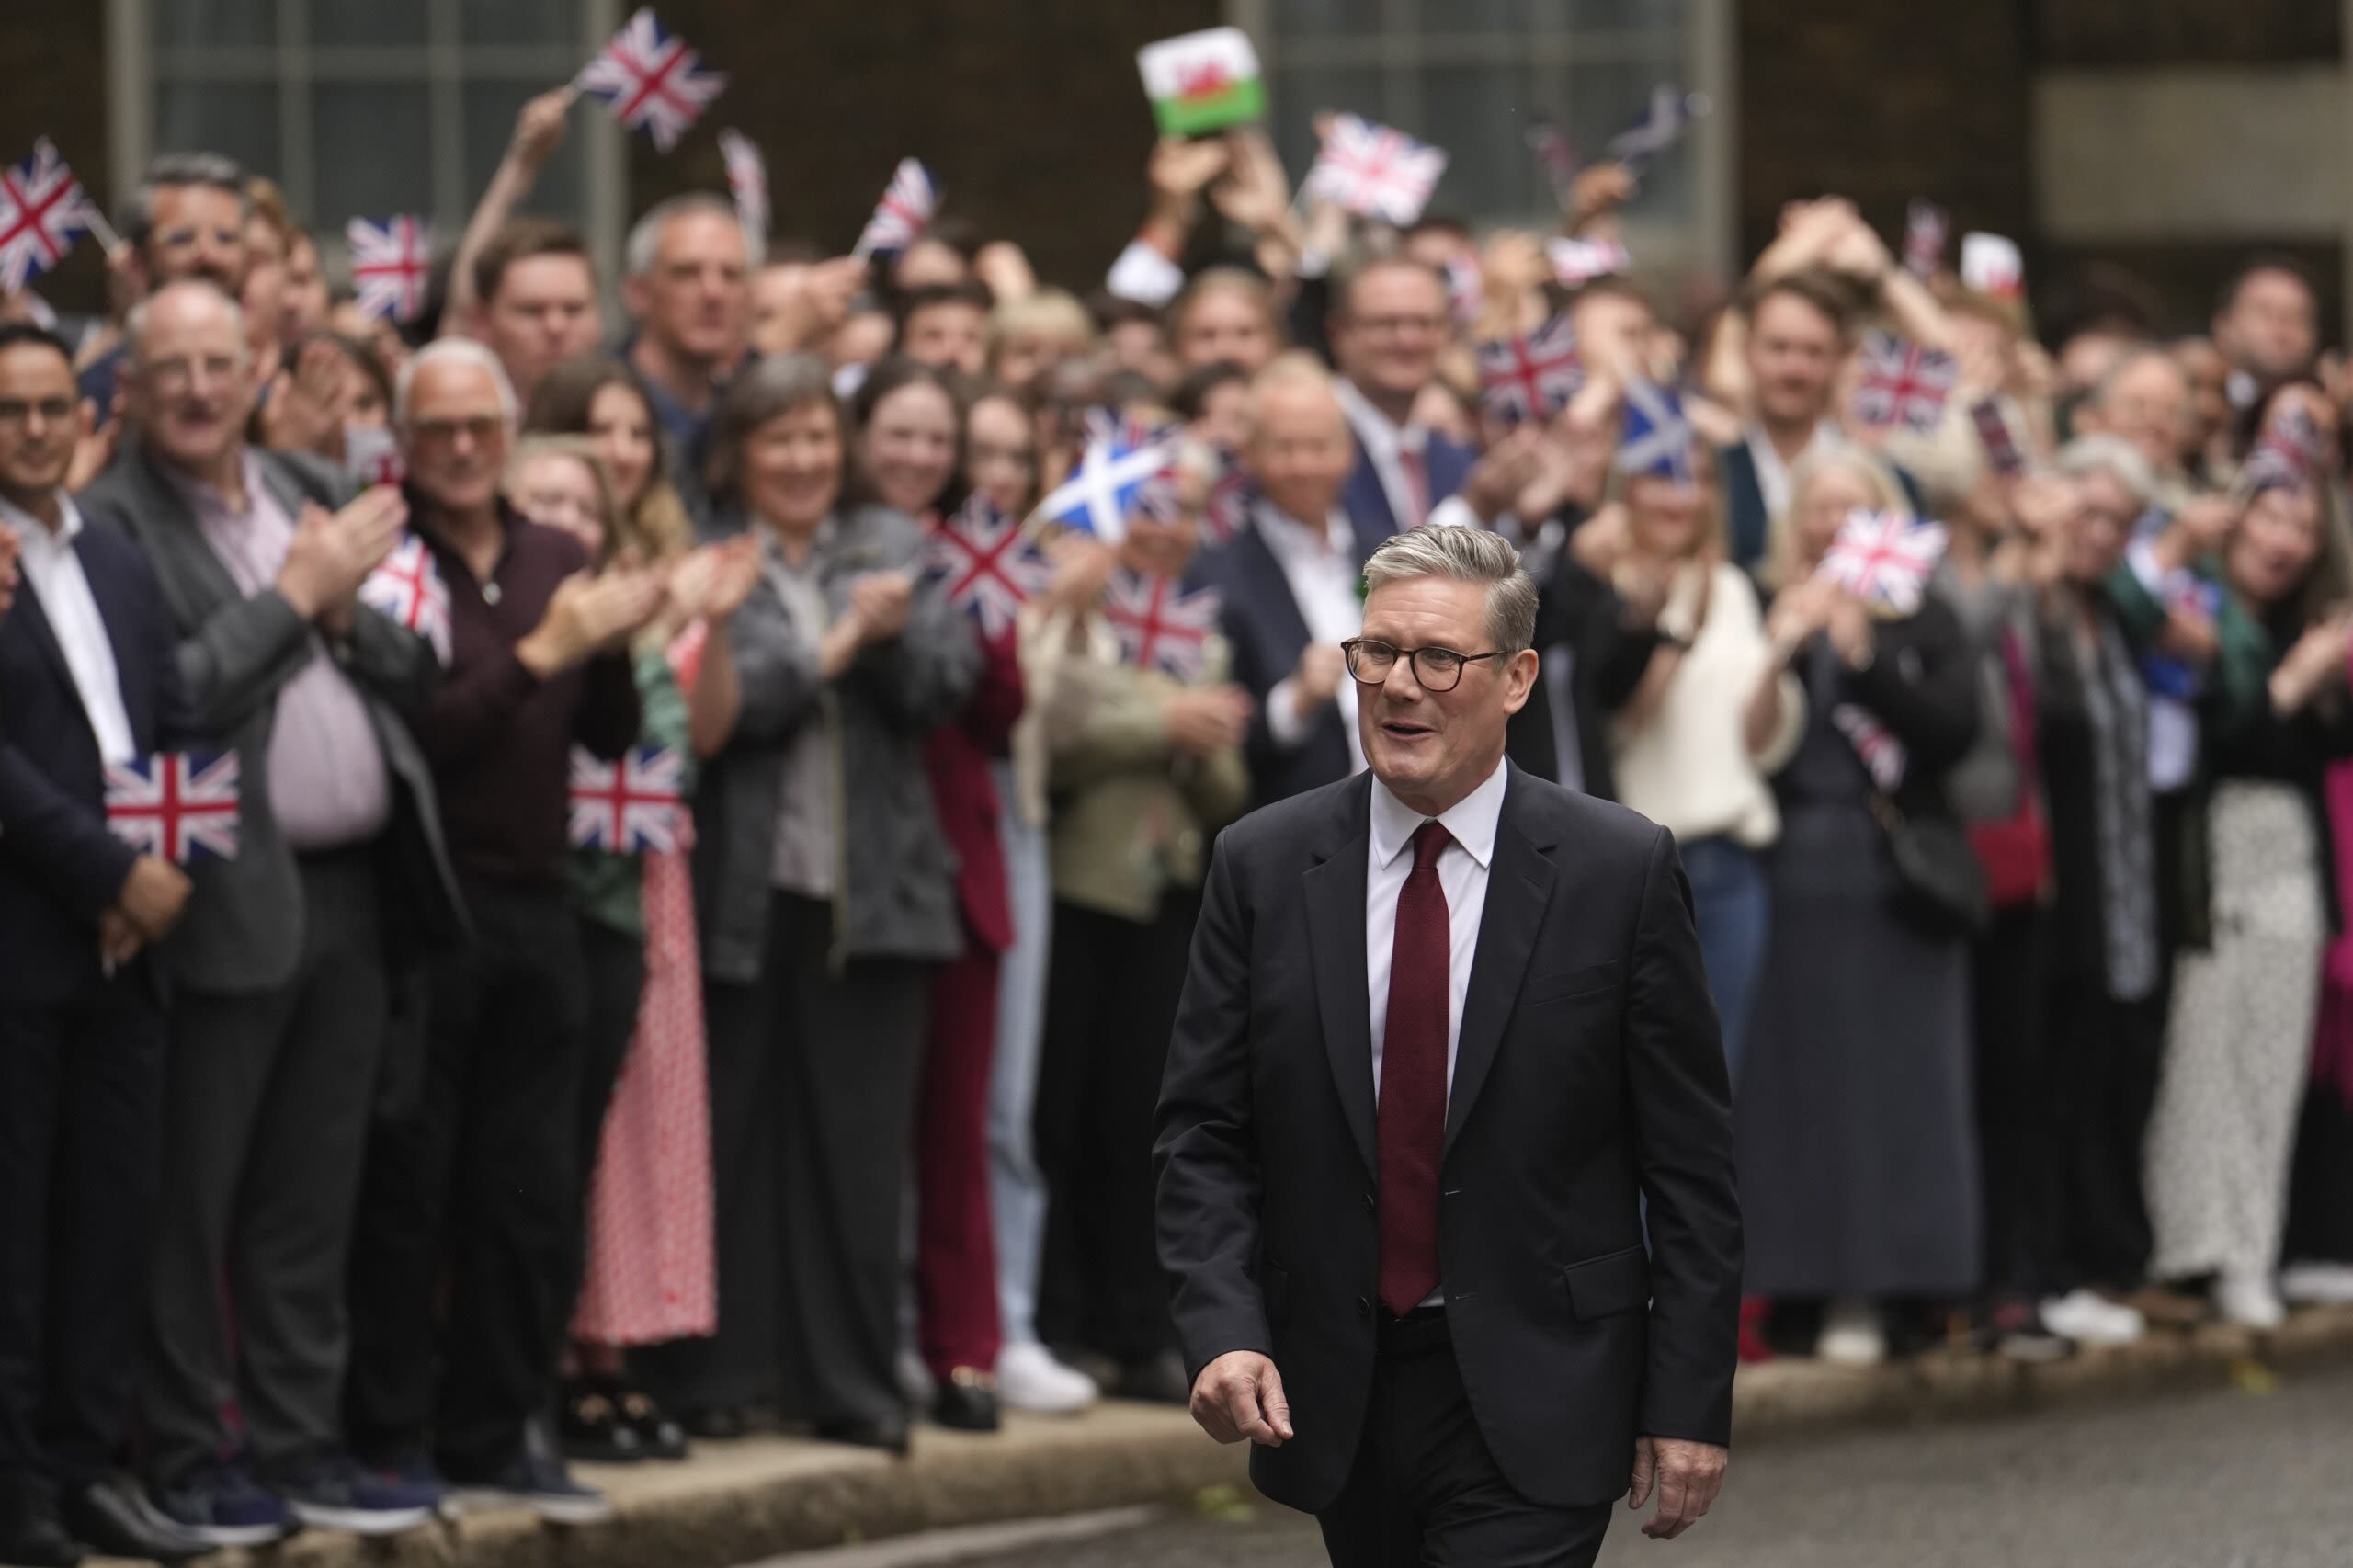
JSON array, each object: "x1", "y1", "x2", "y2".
[{"x1": 1377, "y1": 820, "x2": 1451, "y2": 1315}]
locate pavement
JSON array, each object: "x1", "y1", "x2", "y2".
[{"x1": 98, "y1": 1303, "x2": 2353, "y2": 1568}]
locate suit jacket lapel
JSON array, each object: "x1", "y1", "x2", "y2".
[
  {"x1": 122, "y1": 446, "x2": 243, "y2": 630},
  {"x1": 6, "y1": 574, "x2": 78, "y2": 704},
  {"x1": 73, "y1": 534, "x2": 153, "y2": 745},
  {"x1": 1302, "y1": 776, "x2": 1378, "y2": 1177},
  {"x1": 1446, "y1": 765, "x2": 1559, "y2": 1154}
]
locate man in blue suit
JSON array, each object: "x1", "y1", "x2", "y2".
[
  {"x1": 0, "y1": 323, "x2": 210, "y2": 1565},
  {"x1": 1327, "y1": 258, "x2": 1477, "y2": 535}
]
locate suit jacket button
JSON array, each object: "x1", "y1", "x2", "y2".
[{"x1": 1354, "y1": 1296, "x2": 1371, "y2": 1319}]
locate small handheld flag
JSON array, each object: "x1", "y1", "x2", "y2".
[
  {"x1": 1971, "y1": 396, "x2": 2027, "y2": 477},
  {"x1": 1831, "y1": 704, "x2": 1907, "y2": 790},
  {"x1": 1135, "y1": 27, "x2": 1266, "y2": 138},
  {"x1": 346, "y1": 216, "x2": 434, "y2": 323},
  {"x1": 104, "y1": 751, "x2": 240, "y2": 864},
  {"x1": 1960, "y1": 232, "x2": 2024, "y2": 301},
  {"x1": 1819, "y1": 507, "x2": 1949, "y2": 616},
  {"x1": 1201, "y1": 457, "x2": 1253, "y2": 546},
  {"x1": 1524, "y1": 117, "x2": 1578, "y2": 212},
  {"x1": 2244, "y1": 402, "x2": 2327, "y2": 494},
  {"x1": 576, "y1": 8, "x2": 726, "y2": 153},
  {"x1": 2142, "y1": 574, "x2": 2222, "y2": 701},
  {"x1": 853, "y1": 158, "x2": 938, "y2": 261},
  {"x1": 1607, "y1": 85, "x2": 1708, "y2": 169},
  {"x1": 921, "y1": 496, "x2": 1051, "y2": 641},
  {"x1": 1104, "y1": 569, "x2": 1221, "y2": 683},
  {"x1": 359, "y1": 532, "x2": 451, "y2": 666},
  {"x1": 718, "y1": 131, "x2": 768, "y2": 260},
  {"x1": 1614, "y1": 379, "x2": 1695, "y2": 482},
  {"x1": 569, "y1": 746, "x2": 688, "y2": 854},
  {"x1": 1549, "y1": 236, "x2": 1630, "y2": 289},
  {"x1": 1904, "y1": 201, "x2": 1949, "y2": 280},
  {"x1": 1302, "y1": 114, "x2": 1449, "y2": 229},
  {"x1": 0, "y1": 138, "x2": 98, "y2": 294},
  {"x1": 1475, "y1": 315, "x2": 1583, "y2": 428},
  {"x1": 1440, "y1": 249, "x2": 1483, "y2": 327},
  {"x1": 1852, "y1": 330, "x2": 1959, "y2": 436},
  {"x1": 1035, "y1": 413, "x2": 1177, "y2": 544},
  {"x1": 344, "y1": 424, "x2": 406, "y2": 490}
]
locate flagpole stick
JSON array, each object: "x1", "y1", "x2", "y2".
[
  {"x1": 83, "y1": 208, "x2": 127, "y2": 261},
  {"x1": 850, "y1": 233, "x2": 874, "y2": 266}
]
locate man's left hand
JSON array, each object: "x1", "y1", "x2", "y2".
[{"x1": 1628, "y1": 1434, "x2": 1726, "y2": 1540}]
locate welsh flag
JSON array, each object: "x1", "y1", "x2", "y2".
[{"x1": 1136, "y1": 28, "x2": 1266, "y2": 138}]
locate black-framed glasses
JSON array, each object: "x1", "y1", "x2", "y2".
[{"x1": 1342, "y1": 638, "x2": 1505, "y2": 693}]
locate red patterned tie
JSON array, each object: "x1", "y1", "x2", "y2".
[{"x1": 1377, "y1": 820, "x2": 1451, "y2": 1315}]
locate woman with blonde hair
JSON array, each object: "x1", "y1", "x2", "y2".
[{"x1": 988, "y1": 289, "x2": 1097, "y2": 393}]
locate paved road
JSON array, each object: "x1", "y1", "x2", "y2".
[{"x1": 755, "y1": 1361, "x2": 2353, "y2": 1568}]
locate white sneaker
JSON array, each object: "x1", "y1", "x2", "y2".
[
  {"x1": 1814, "y1": 1299, "x2": 1886, "y2": 1367},
  {"x1": 995, "y1": 1342, "x2": 1098, "y2": 1415},
  {"x1": 896, "y1": 1346, "x2": 937, "y2": 1406},
  {"x1": 2214, "y1": 1273, "x2": 2287, "y2": 1331},
  {"x1": 2039, "y1": 1288, "x2": 2146, "y2": 1347},
  {"x1": 2279, "y1": 1263, "x2": 2353, "y2": 1306}
]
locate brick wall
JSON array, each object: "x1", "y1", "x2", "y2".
[{"x1": 1, "y1": 5, "x2": 111, "y2": 313}]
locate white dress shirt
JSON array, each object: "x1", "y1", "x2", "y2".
[
  {"x1": 1256, "y1": 502, "x2": 1367, "y2": 776},
  {"x1": 1366, "y1": 757, "x2": 1507, "y2": 1099},
  {"x1": 2, "y1": 492, "x2": 136, "y2": 765}
]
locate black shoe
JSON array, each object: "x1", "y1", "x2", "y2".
[
  {"x1": 1111, "y1": 1351, "x2": 1192, "y2": 1405},
  {"x1": 559, "y1": 1380, "x2": 648, "y2": 1465},
  {"x1": 813, "y1": 1415, "x2": 911, "y2": 1457},
  {"x1": 680, "y1": 1404, "x2": 749, "y2": 1441},
  {"x1": 58, "y1": 1476, "x2": 210, "y2": 1562},
  {"x1": 447, "y1": 1452, "x2": 612, "y2": 1526},
  {"x1": 0, "y1": 1474, "x2": 85, "y2": 1568},
  {"x1": 930, "y1": 1369, "x2": 1002, "y2": 1433},
  {"x1": 615, "y1": 1387, "x2": 689, "y2": 1462}
]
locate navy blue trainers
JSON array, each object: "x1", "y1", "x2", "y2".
[
  {"x1": 152, "y1": 1459, "x2": 298, "y2": 1549},
  {"x1": 273, "y1": 1449, "x2": 438, "y2": 1537},
  {"x1": 450, "y1": 1452, "x2": 612, "y2": 1526}
]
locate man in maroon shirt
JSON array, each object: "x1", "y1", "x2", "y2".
[{"x1": 345, "y1": 338, "x2": 658, "y2": 1524}]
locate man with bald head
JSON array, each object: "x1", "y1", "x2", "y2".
[
  {"x1": 341, "y1": 339, "x2": 655, "y2": 1525},
  {"x1": 1197, "y1": 353, "x2": 1382, "y2": 808}
]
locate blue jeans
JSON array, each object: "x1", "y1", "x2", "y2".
[
  {"x1": 1679, "y1": 835, "x2": 1769, "y2": 1088},
  {"x1": 985, "y1": 760, "x2": 1054, "y2": 1347}
]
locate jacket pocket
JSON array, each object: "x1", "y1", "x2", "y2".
[
  {"x1": 1523, "y1": 959, "x2": 1622, "y2": 1007},
  {"x1": 1563, "y1": 1244, "x2": 1651, "y2": 1321}
]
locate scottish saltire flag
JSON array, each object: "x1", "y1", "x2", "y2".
[
  {"x1": 854, "y1": 159, "x2": 938, "y2": 258},
  {"x1": 1607, "y1": 85, "x2": 1706, "y2": 168},
  {"x1": 1971, "y1": 396, "x2": 2026, "y2": 477},
  {"x1": 0, "y1": 138, "x2": 97, "y2": 293},
  {"x1": 2142, "y1": 574, "x2": 2222, "y2": 701},
  {"x1": 2245, "y1": 402, "x2": 2327, "y2": 494},
  {"x1": 104, "y1": 751, "x2": 240, "y2": 864},
  {"x1": 1614, "y1": 379, "x2": 1694, "y2": 482},
  {"x1": 576, "y1": 9, "x2": 726, "y2": 153},
  {"x1": 1904, "y1": 200, "x2": 1949, "y2": 280},
  {"x1": 358, "y1": 533, "x2": 451, "y2": 665},
  {"x1": 1302, "y1": 114, "x2": 1448, "y2": 228},
  {"x1": 1831, "y1": 704, "x2": 1906, "y2": 790},
  {"x1": 1819, "y1": 508, "x2": 1948, "y2": 616},
  {"x1": 1548, "y1": 236, "x2": 1630, "y2": 289},
  {"x1": 922, "y1": 496, "x2": 1051, "y2": 640},
  {"x1": 1852, "y1": 330, "x2": 1959, "y2": 435},
  {"x1": 346, "y1": 216, "x2": 433, "y2": 323},
  {"x1": 1104, "y1": 569, "x2": 1220, "y2": 683},
  {"x1": 1525, "y1": 117, "x2": 1578, "y2": 212},
  {"x1": 719, "y1": 130, "x2": 768, "y2": 256},
  {"x1": 569, "y1": 746, "x2": 688, "y2": 854},
  {"x1": 1475, "y1": 315, "x2": 1583, "y2": 427},
  {"x1": 1036, "y1": 413, "x2": 1176, "y2": 544}
]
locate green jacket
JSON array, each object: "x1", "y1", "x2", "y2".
[{"x1": 569, "y1": 646, "x2": 695, "y2": 937}]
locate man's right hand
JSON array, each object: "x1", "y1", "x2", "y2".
[
  {"x1": 1188, "y1": 1350, "x2": 1293, "y2": 1448},
  {"x1": 517, "y1": 564, "x2": 665, "y2": 676},
  {"x1": 1291, "y1": 642, "x2": 1347, "y2": 719},
  {"x1": 116, "y1": 854, "x2": 192, "y2": 940},
  {"x1": 278, "y1": 487, "x2": 407, "y2": 620},
  {"x1": 1165, "y1": 685, "x2": 1255, "y2": 756}
]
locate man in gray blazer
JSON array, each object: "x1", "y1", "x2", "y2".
[{"x1": 78, "y1": 279, "x2": 462, "y2": 1546}]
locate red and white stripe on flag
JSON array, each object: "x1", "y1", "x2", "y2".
[
  {"x1": 922, "y1": 495, "x2": 1050, "y2": 641},
  {"x1": 1302, "y1": 114, "x2": 1448, "y2": 228},
  {"x1": 855, "y1": 158, "x2": 938, "y2": 257},
  {"x1": 104, "y1": 751, "x2": 241, "y2": 864},
  {"x1": 1103, "y1": 568, "x2": 1220, "y2": 684},
  {"x1": 0, "y1": 138, "x2": 97, "y2": 294},
  {"x1": 358, "y1": 533, "x2": 451, "y2": 666},
  {"x1": 1851, "y1": 329, "x2": 1959, "y2": 435},
  {"x1": 1475, "y1": 314, "x2": 1583, "y2": 427},
  {"x1": 569, "y1": 746, "x2": 689, "y2": 854},
  {"x1": 576, "y1": 8, "x2": 727, "y2": 153},
  {"x1": 346, "y1": 215, "x2": 434, "y2": 323},
  {"x1": 1818, "y1": 507, "x2": 1949, "y2": 617}
]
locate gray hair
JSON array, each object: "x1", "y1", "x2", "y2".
[
  {"x1": 1361, "y1": 524, "x2": 1540, "y2": 655},
  {"x1": 123, "y1": 278, "x2": 248, "y2": 367},
  {"x1": 395, "y1": 336, "x2": 520, "y2": 429},
  {"x1": 2056, "y1": 433, "x2": 2158, "y2": 512},
  {"x1": 624, "y1": 193, "x2": 744, "y2": 280},
  {"x1": 2086, "y1": 345, "x2": 2186, "y2": 413},
  {"x1": 120, "y1": 152, "x2": 251, "y2": 249}
]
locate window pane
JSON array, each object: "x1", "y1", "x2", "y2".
[
  {"x1": 463, "y1": 81, "x2": 585, "y2": 223},
  {"x1": 1565, "y1": 62, "x2": 1692, "y2": 220},
  {"x1": 1269, "y1": 0, "x2": 1360, "y2": 41},
  {"x1": 1410, "y1": 0, "x2": 1530, "y2": 32},
  {"x1": 154, "y1": 81, "x2": 281, "y2": 176},
  {"x1": 308, "y1": 0, "x2": 426, "y2": 46},
  {"x1": 313, "y1": 85, "x2": 434, "y2": 220},
  {"x1": 153, "y1": 0, "x2": 275, "y2": 49},
  {"x1": 1568, "y1": 0, "x2": 1688, "y2": 31},
  {"x1": 461, "y1": 0, "x2": 579, "y2": 47},
  {"x1": 1422, "y1": 67, "x2": 1534, "y2": 221},
  {"x1": 1269, "y1": 65, "x2": 1385, "y2": 190}
]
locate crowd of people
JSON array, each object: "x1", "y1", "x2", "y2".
[{"x1": 4, "y1": 85, "x2": 2353, "y2": 1566}]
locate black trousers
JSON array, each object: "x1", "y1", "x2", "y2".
[
  {"x1": 2046, "y1": 972, "x2": 2165, "y2": 1292},
  {"x1": 1034, "y1": 891, "x2": 1198, "y2": 1361},
  {"x1": 557, "y1": 914, "x2": 648, "y2": 1345},
  {"x1": 1318, "y1": 1324, "x2": 1613, "y2": 1568},
  {"x1": 346, "y1": 880, "x2": 588, "y2": 1478},
  {"x1": 637, "y1": 892, "x2": 926, "y2": 1426},
  {"x1": 0, "y1": 971, "x2": 166, "y2": 1486},
  {"x1": 1972, "y1": 904, "x2": 2058, "y2": 1303}
]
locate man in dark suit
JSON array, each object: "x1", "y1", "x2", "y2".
[
  {"x1": 1156, "y1": 524, "x2": 1741, "y2": 1565},
  {"x1": 1327, "y1": 258, "x2": 1476, "y2": 535},
  {"x1": 79, "y1": 279, "x2": 462, "y2": 1545},
  {"x1": 1194, "y1": 355, "x2": 1381, "y2": 808},
  {"x1": 0, "y1": 322, "x2": 210, "y2": 1565}
]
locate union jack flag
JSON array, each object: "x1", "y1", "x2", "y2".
[
  {"x1": 854, "y1": 158, "x2": 938, "y2": 259},
  {"x1": 922, "y1": 496, "x2": 1050, "y2": 640},
  {"x1": 1607, "y1": 85, "x2": 1706, "y2": 169},
  {"x1": 2245, "y1": 402, "x2": 2327, "y2": 494},
  {"x1": 718, "y1": 129, "x2": 768, "y2": 256},
  {"x1": 1524, "y1": 116, "x2": 1578, "y2": 212},
  {"x1": 1971, "y1": 396, "x2": 2026, "y2": 478},
  {"x1": 1104, "y1": 569, "x2": 1221, "y2": 683},
  {"x1": 1036, "y1": 411, "x2": 1176, "y2": 543},
  {"x1": 1851, "y1": 330, "x2": 1959, "y2": 435},
  {"x1": 1476, "y1": 315, "x2": 1583, "y2": 427},
  {"x1": 1904, "y1": 200, "x2": 1949, "y2": 280},
  {"x1": 1201, "y1": 458, "x2": 1253, "y2": 546},
  {"x1": 0, "y1": 138, "x2": 97, "y2": 294},
  {"x1": 1831, "y1": 704, "x2": 1906, "y2": 790},
  {"x1": 346, "y1": 215, "x2": 433, "y2": 323},
  {"x1": 569, "y1": 746, "x2": 688, "y2": 854},
  {"x1": 1615, "y1": 378, "x2": 1694, "y2": 483},
  {"x1": 576, "y1": 8, "x2": 726, "y2": 153},
  {"x1": 359, "y1": 533, "x2": 451, "y2": 665},
  {"x1": 1819, "y1": 507, "x2": 1949, "y2": 616},
  {"x1": 104, "y1": 751, "x2": 240, "y2": 864},
  {"x1": 1440, "y1": 248, "x2": 1482, "y2": 327},
  {"x1": 1302, "y1": 114, "x2": 1449, "y2": 228},
  {"x1": 1549, "y1": 236, "x2": 1629, "y2": 289}
]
